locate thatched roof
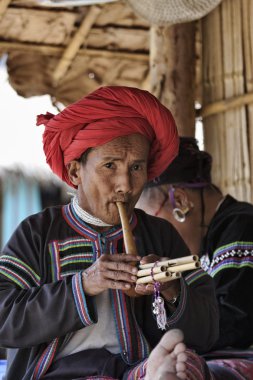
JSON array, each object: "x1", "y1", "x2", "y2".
[
  {"x1": 0, "y1": 0, "x2": 150, "y2": 105},
  {"x1": 2, "y1": 0, "x2": 253, "y2": 203}
]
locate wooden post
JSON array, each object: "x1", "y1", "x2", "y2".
[
  {"x1": 52, "y1": 5, "x2": 102, "y2": 86},
  {"x1": 149, "y1": 22, "x2": 196, "y2": 136}
]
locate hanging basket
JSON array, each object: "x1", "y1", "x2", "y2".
[{"x1": 127, "y1": 0, "x2": 222, "y2": 26}]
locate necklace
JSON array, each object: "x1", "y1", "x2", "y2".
[{"x1": 72, "y1": 195, "x2": 113, "y2": 227}]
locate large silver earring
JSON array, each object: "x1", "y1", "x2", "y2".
[{"x1": 172, "y1": 206, "x2": 189, "y2": 223}]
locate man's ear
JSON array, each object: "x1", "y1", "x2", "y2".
[
  {"x1": 66, "y1": 160, "x2": 81, "y2": 187},
  {"x1": 173, "y1": 188, "x2": 192, "y2": 209}
]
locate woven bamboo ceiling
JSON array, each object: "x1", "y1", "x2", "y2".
[{"x1": 0, "y1": 0, "x2": 150, "y2": 105}]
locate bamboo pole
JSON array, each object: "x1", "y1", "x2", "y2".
[
  {"x1": 223, "y1": 0, "x2": 250, "y2": 201},
  {"x1": 198, "y1": 92, "x2": 253, "y2": 118},
  {"x1": 202, "y1": 0, "x2": 251, "y2": 201},
  {"x1": 242, "y1": 0, "x2": 253, "y2": 202},
  {"x1": 0, "y1": 0, "x2": 11, "y2": 21},
  {"x1": 202, "y1": 4, "x2": 225, "y2": 192},
  {"x1": 52, "y1": 5, "x2": 102, "y2": 86},
  {"x1": 0, "y1": 41, "x2": 149, "y2": 62}
]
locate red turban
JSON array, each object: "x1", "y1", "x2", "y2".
[{"x1": 37, "y1": 86, "x2": 179, "y2": 188}]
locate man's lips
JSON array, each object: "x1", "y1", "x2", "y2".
[{"x1": 111, "y1": 196, "x2": 130, "y2": 204}]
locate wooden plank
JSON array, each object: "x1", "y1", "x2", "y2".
[
  {"x1": 87, "y1": 26, "x2": 149, "y2": 52},
  {"x1": 0, "y1": 0, "x2": 12, "y2": 21},
  {"x1": 0, "y1": 8, "x2": 76, "y2": 45},
  {"x1": 10, "y1": 1, "x2": 149, "y2": 27},
  {"x1": 0, "y1": 8, "x2": 150, "y2": 51}
]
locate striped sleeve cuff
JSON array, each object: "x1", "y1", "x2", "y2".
[
  {"x1": 72, "y1": 272, "x2": 95, "y2": 326},
  {"x1": 166, "y1": 277, "x2": 187, "y2": 326},
  {"x1": 184, "y1": 268, "x2": 207, "y2": 285}
]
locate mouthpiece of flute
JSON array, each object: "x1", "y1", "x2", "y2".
[{"x1": 116, "y1": 201, "x2": 139, "y2": 297}]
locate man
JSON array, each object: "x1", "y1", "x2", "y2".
[
  {"x1": 137, "y1": 136, "x2": 253, "y2": 379},
  {"x1": 0, "y1": 88, "x2": 218, "y2": 379}
]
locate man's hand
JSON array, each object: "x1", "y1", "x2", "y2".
[{"x1": 82, "y1": 254, "x2": 140, "y2": 296}]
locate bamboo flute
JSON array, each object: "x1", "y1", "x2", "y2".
[
  {"x1": 158, "y1": 261, "x2": 200, "y2": 273},
  {"x1": 137, "y1": 265, "x2": 168, "y2": 277},
  {"x1": 136, "y1": 271, "x2": 181, "y2": 285},
  {"x1": 116, "y1": 202, "x2": 138, "y2": 255},
  {"x1": 137, "y1": 261, "x2": 200, "y2": 278},
  {"x1": 116, "y1": 201, "x2": 139, "y2": 297},
  {"x1": 159, "y1": 272, "x2": 181, "y2": 283},
  {"x1": 138, "y1": 255, "x2": 199, "y2": 270}
]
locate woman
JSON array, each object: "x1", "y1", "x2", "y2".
[{"x1": 137, "y1": 136, "x2": 253, "y2": 379}]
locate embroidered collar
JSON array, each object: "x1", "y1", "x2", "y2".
[{"x1": 62, "y1": 202, "x2": 137, "y2": 241}]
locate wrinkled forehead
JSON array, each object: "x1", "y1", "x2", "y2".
[{"x1": 84, "y1": 133, "x2": 151, "y2": 162}]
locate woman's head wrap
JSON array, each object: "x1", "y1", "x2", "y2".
[
  {"x1": 37, "y1": 86, "x2": 179, "y2": 188},
  {"x1": 147, "y1": 136, "x2": 212, "y2": 188}
]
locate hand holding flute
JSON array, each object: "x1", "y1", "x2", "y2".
[{"x1": 116, "y1": 201, "x2": 187, "y2": 299}]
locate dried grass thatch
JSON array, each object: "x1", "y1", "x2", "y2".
[{"x1": 0, "y1": 1, "x2": 150, "y2": 105}]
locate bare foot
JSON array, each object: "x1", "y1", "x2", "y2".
[{"x1": 145, "y1": 329, "x2": 187, "y2": 380}]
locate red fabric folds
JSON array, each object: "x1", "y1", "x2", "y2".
[{"x1": 37, "y1": 86, "x2": 179, "y2": 187}]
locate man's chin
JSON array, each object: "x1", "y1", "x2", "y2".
[
  {"x1": 104, "y1": 202, "x2": 135, "y2": 226},
  {"x1": 104, "y1": 215, "x2": 121, "y2": 226}
]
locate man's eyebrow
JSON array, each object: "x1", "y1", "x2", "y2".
[{"x1": 101, "y1": 157, "x2": 147, "y2": 162}]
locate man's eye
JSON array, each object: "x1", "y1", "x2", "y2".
[
  {"x1": 104, "y1": 162, "x2": 113, "y2": 169},
  {"x1": 132, "y1": 164, "x2": 141, "y2": 171}
]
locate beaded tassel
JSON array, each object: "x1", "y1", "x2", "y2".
[{"x1": 151, "y1": 263, "x2": 167, "y2": 330}]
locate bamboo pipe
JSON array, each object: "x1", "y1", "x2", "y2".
[
  {"x1": 137, "y1": 265, "x2": 168, "y2": 277},
  {"x1": 137, "y1": 261, "x2": 200, "y2": 278},
  {"x1": 159, "y1": 272, "x2": 182, "y2": 283},
  {"x1": 136, "y1": 271, "x2": 181, "y2": 285},
  {"x1": 162, "y1": 261, "x2": 200, "y2": 273},
  {"x1": 138, "y1": 255, "x2": 198, "y2": 270},
  {"x1": 116, "y1": 201, "x2": 139, "y2": 297}
]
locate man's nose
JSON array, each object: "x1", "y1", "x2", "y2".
[{"x1": 115, "y1": 172, "x2": 132, "y2": 194}]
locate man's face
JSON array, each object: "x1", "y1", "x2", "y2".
[{"x1": 70, "y1": 134, "x2": 150, "y2": 225}]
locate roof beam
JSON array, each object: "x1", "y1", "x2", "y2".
[
  {"x1": 0, "y1": 40, "x2": 149, "y2": 61},
  {"x1": 52, "y1": 5, "x2": 102, "y2": 86}
]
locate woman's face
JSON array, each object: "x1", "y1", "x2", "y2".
[{"x1": 69, "y1": 134, "x2": 150, "y2": 225}]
